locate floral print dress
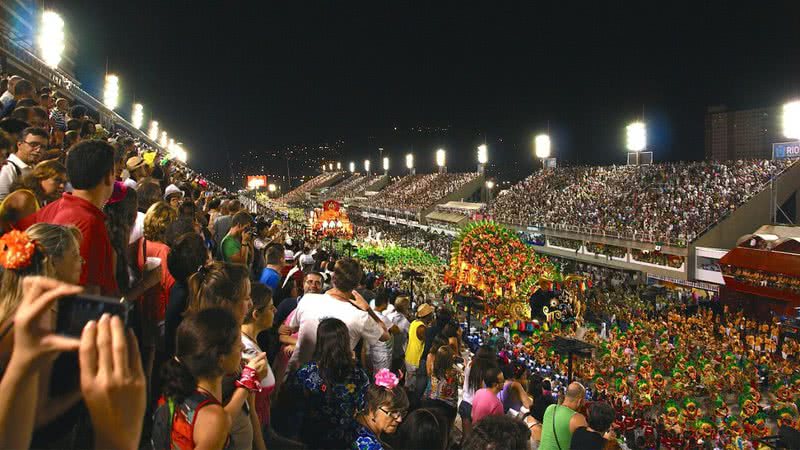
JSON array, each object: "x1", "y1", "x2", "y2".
[
  {"x1": 286, "y1": 361, "x2": 370, "y2": 450},
  {"x1": 351, "y1": 425, "x2": 384, "y2": 450}
]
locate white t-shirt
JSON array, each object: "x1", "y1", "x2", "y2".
[
  {"x1": 462, "y1": 364, "x2": 476, "y2": 404},
  {"x1": 367, "y1": 310, "x2": 393, "y2": 372},
  {"x1": 289, "y1": 293, "x2": 384, "y2": 367},
  {"x1": 299, "y1": 253, "x2": 315, "y2": 266},
  {"x1": 129, "y1": 211, "x2": 145, "y2": 245},
  {"x1": 241, "y1": 333, "x2": 275, "y2": 389}
]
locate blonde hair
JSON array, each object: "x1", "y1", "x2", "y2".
[
  {"x1": 144, "y1": 201, "x2": 177, "y2": 242},
  {"x1": 15, "y1": 159, "x2": 67, "y2": 203},
  {"x1": 0, "y1": 223, "x2": 81, "y2": 325}
]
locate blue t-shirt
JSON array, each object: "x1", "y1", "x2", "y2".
[{"x1": 259, "y1": 267, "x2": 281, "y2": 292}]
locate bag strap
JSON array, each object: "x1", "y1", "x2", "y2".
[
  {"x1": 552, "y1": 404, "x2": 563, "y2": 450},
  {"x1": 4, "y1": 159, "x2": 21, "y2": 176}
]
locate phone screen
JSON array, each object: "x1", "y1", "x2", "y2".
[{"x1": 56, "y1": 294, "x2": 131, "y2": 337}]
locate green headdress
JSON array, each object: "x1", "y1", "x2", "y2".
[
  {"x1": 713, "y1": 394, "x2": 726, "y2": 409},
  {"x1": 665, "y1": 400, "x2": 679, "y2": 414}
]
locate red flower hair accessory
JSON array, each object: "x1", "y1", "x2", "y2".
[{"x1": 0, "y1": 230, "x2": 36, "y2": 270}]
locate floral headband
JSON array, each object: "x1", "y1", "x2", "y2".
[
  {"x1": 374, "y1": 368, "x2": 400, "y2": 390},
  {"x1": 0, "y1": 230, "x2": 36, "y2": 270}
]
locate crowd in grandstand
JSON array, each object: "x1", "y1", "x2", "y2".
[
  {"x1": 487, "y1": 160, "x2": 795, "y2": 245},
  {"x1": 277, "y1": 170, "x2": 343, "y2": 204},
  {"x1": 324, "y1": 174, "x2": 382, "y2": 200},
  {"x1": 367, "y1": 172, "x2": 480, "y2": 213}
]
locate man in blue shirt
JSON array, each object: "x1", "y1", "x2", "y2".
[{"x1": 259, "y1": 243, "x2": 285, "y2": 292}]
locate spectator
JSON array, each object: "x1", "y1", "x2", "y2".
[
  {"x1": 0, "y1": 127, "x2": 48, "y2": 201},
  {"x1": 352, "y1": 370, "x2": 409, "y2": 450},
  {"x1": 0, "y1": 75, "x2": 21, "y2": 108},
  {"x1": 299, "y1": 246, "x2": 315, "y2": 272},
  {"x1": 50, "y1": 98, "x2": 69, "y2": 132},
  {"x1": 570, "y1": 401, "x2": 618, "y2": 450},
  {"x1": 284, "y1": 318, "x2": 370, "y2": 449},
  {"x1": 471, "y1": 367, "x2": 505, "y2": 425},
  {"x1": 124, "y1": 155, "x2": 148, "y2": 188},
  {"x1": 220, "y1": 210, "x2": 253, "y2": 264},
  {"x1": 461, "y1": 345, "x2": 499, "y2": 437},
  {"x1": 1, "y1": 78, "x2": 34, "y2": 118},
  {"x1": 525, "y1": 374, "x2": 555, "y2": 448},
  {"x1": 258, "y1": 243, "x2": 285, "y2": 292},
  {"x1": 17, "y1": 139, "x2": 118, "y2": 295},
  {"x1": 213, "y1": 199, "x2": 241, "y2": 244},
  {"x1": 286, "y1": 258, "x2": 389, "y2": 368},
  {"x1": 462, "y1": 415, "x2": 531, "y2": 450},
  {"x1": 367, "y1": 289, "x2": 396, "y2": 374},
  {"x1": 423, "y1": 344, "x2": 462, "y2": 428},
  {"x1": 164, "y1": 183, "x2": 184, "y2": 208},
  {"x1": 10, "y1": 159, "x2": 66, "y2": 207},
  {"x1": 538, "y1": 382, "x2": 589, "y2": 450},
  {"x1": 153, "y1": 308, "x2": 242, "y2": 450},
  {"x1": 385, "y1": 295, "x2": 411, "y2": 372},
  {"x1": 164, "y1": 232, "x2": 209, "y2": 357},
  {"x1": 498, "y1": 363, "x2": 533, "y2": 413},
  {"x1": 390, "y1": 408, "x2": 448, "y2": 450},
  {"x1": 405, "y1": 303, "x2": 434, "y2": 388},
  {"x1": 240, "y1": 283, "x2": 277, "y2": 430},
  {"x1": 138, "y1": 201, "x2": 177, "y2": 322}
]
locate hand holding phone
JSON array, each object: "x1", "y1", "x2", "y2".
[{"x1": 57, "y1": 294, "x2": 131, "y2": 338}]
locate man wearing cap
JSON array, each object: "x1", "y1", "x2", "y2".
[
  {"x1": 163, "y1": 183, "x2": 184, "y2": 209},
  {"x1": 405, "y1": 303, "x2": 435, "y2": 388}
]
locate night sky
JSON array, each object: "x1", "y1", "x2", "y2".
[{"x1": 60, "y1": 1, "x2": 800, "y2": 184}]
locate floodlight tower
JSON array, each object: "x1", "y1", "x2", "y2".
[
  {"x1": 349, "y1": 161, "x2": 355, "y2": 173},
  {"x1": 436, "y1": 148, "x2": 446, "y2": 173},
  {"x1": 406, "y1": 153, "x2": 415, "y2": 175},
  {"x1": 383, "y1": 157, "x2": 389, "y2": 176},
  {"x1": 477, "y1": 144, "x2": 488, "y2": 174},
  {"x1": 626, "y1": 121, "x2": 647, "y2": 165},
  {"x1": 132, "y1": 103, "x2": 144, "y2": 129},
  {"x1": 535, "y1": 134, "x2": 551, "y2": 169},
  {"x1": 364, "y1": 159, "x2": 371, "y2": 175},
  {"x1": 103, "y1": 74, "x2": 119, "y2": 110},
  {"x1": 39, "y1": 11, "x2": 65, "y2": 68}
]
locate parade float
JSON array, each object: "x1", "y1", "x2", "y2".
[
  {"x1": 444, "y1": 221, "x2": 589, "y2": 331},
  {"x1": 309, "y1": 200, "x2": 354, "y2": 239}
]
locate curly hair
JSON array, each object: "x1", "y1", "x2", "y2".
[
  {"x1": 144, "y1": 201, "x2": 177, "y2": 243},
  {"x1": 11, "y1": 159, "x2": 66, "y2": 205}
]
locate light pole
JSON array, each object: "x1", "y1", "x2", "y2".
[
  {"x1": 406, "y1": 153, "x2": 415, "y2": 175},
  {"x1": 626, "y1": 122, "x2": 646, "y2": 165},
  {"x1": 485, "y1": 180, "x2": 495, "y2": 203},
  {"x1": 477, "y1": 144, "x2": 488, "y2": 174},
  {"x1": 535, "y1": 134, "x2": 551, "y2": 169},
  {"x1": 436, "y1": 148, "x2": 446, "y2": 174}
]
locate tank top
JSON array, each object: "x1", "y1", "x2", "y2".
[
  {"x1": 538, "y1": 404, "x2": 576, "y2": 450},
  {"x1": 154, "y1": 390, "x2": 231, "y2": 450},
  {"x1": 405, "y1": 319, "x2": 425, "y2": 367}
]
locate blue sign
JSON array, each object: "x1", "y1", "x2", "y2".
[{"x1": 773, "y1": 141, "x2": 800, "y2": 159}]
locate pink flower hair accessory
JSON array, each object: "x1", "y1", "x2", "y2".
[{"x1": 374, "y1": 368, "x2": 399, "y2": 390}]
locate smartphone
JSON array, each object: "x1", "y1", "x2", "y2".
[{"x1": 56, "y1": 294, "x2": 131, "y2": 337}]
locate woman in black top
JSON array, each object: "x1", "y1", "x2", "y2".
[{"x1": 570, "y1": 401, "x2": 617, "y2": 450}]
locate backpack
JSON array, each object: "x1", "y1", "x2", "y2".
[{"x1": 151, "y1": 392, "x2": 225, "y2": 450}]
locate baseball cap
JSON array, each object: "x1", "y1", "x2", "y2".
[{"x1": 164, "y1": 184, "x2": 184, "y2": 200}]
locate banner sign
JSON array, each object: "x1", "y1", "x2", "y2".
[{"x1": 773, "y1": 141, "x2": 800, "y2": 160}]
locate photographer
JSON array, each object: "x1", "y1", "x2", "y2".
[{"x1": 220, "y1": 211, "x2": 254, "y2": 265}]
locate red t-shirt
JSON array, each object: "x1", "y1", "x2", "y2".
[
  {"x1": 18, "y1": 193, "x2": 117, "y2": 296},
  {"x1": 136, "y1": 238, "x2": 175, "y2": 322}
]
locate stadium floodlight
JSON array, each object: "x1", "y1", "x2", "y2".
[
  {"x1": 39, "y1": 11, "x2": 65, "y2": 68},
  {"x1": 534, "y1": 134, "x2": 551, "y2": 159},
  {"x1": 383, "y1": 157, "x2": 389, "y2": 171},
  {"x1": 364, "y1": 159, "x2": 371, "y2": 173},
  {"x1": 626, "y1": 122, "x2": 647, "y2": 152},
  {"x1": 783, "y1": 100, "x2": 800, "y2": 140},
  {"x1": 436, "y1": 148, "x2": 446, "y2": 167},
  {"x1": 486, "y1": 180, "x2": 495, "y2": 189},
  {"x1": 103, "y1": 74, "x2": 119, "y2": 110},
  {"x1": 349, "y1": 161, "x2": 355, "y2": 173},
  {"x1": 477, "y1": 144, "x2": 488, "y2": 164},
  {"x1": 131, "y1": 103, "x2": 144, "y2": 129},
  {"x1": 159, "y1": 131, "x2": 168, "y2": 148},
  {"x1": 268, "y1": 183, "x2": 276, "y2": 193},
  {"x1": 406, "y1": 153, "x2": 414, "y2": 169},
  {"x1": 336, "y1": 162, "x2": 342, "y2": 170},
  {"x1": 148, "y1": 121, "x2": 159, "y2": 141}
]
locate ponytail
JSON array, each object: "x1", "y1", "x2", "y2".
[
  {"x1": 162, "y1": 308, "x2": 239, "y2": 403},
  {"x1": 160, "y1": 357, "x2": 196, "y2": 404},
  {"x1": 187, "y1": 261, "x2": 249, "y2": 314}
]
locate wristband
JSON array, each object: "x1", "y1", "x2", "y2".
[{"x1": 235, "y1": 366, "x2": 262, "y2": 392}]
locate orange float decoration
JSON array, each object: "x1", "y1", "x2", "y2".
[{"x1": 310, "y1": 200, "x2": 353, "y2": 238}]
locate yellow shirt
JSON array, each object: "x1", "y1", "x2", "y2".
[{"x1": 405, "y1": 319, "x2": 425, "y2": 367}]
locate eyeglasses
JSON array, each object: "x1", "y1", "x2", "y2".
[
  {"x1": 22, "y1": 140, "x2": 45, "y2": 148},
  {"x1": 379, "y1": 407, "x2": 406, "y2": 421}
]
